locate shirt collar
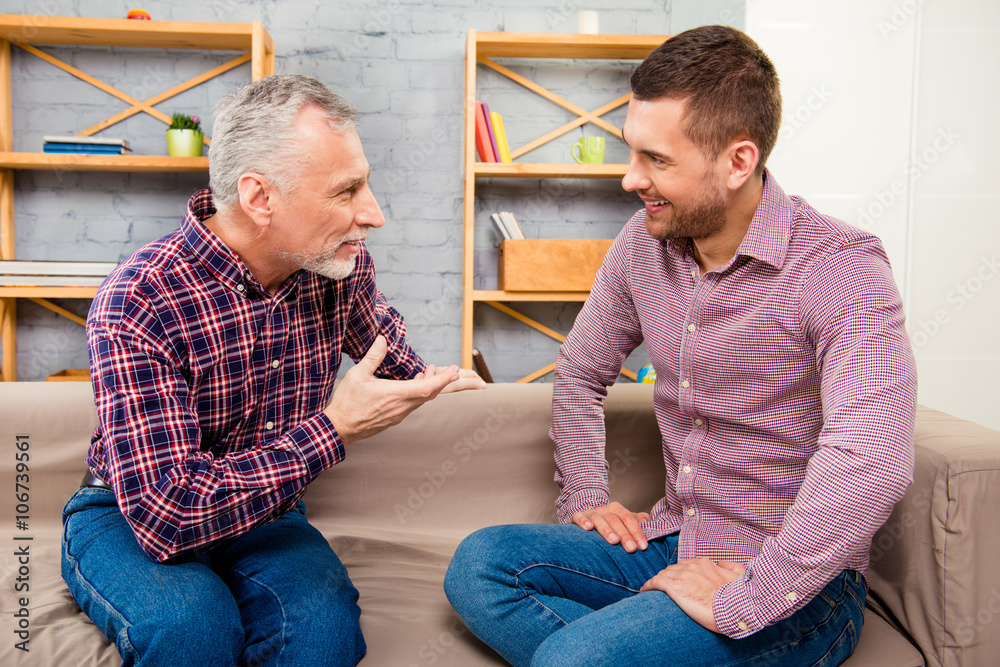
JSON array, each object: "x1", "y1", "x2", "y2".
[
  {"x1": 180, "y1": 189, "x2": 300, "y2": 300},
  {"x1": 734, "y1": 169, "x2": 792, "y2": 271}
]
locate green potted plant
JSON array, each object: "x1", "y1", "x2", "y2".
[{"x1": 166, "y1": 112, "x2": 204, "y2": 157}]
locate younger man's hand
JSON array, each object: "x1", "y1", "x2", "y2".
[
  {"x1": 571, "y1": 501, "x2": 651, "y2": 553},
  {"x1": 640, "y1": 559, "x2": 746, "y2": 633}
]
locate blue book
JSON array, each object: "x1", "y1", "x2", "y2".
[{"x1": 43, "y1": 144, "x2": 126, "y2": 154}]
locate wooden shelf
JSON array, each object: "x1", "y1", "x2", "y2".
[
  {"x1": 0, "y1": 152, "x2": 207, "y2": 172},
  {"x1": 474, "y1": 162, "x2": 627, "y2": 179},
  {"x1": 0, "y1": 14, "x2": 270, "y2": 51},
  {"x1": 475, "y1": 32, "x2": 667, "y2": 60},
  {"x1": 45, "y1": 368, "x2": 90, "y2": 381},
  {"x1": 472, "y1": 290, "x2": 591, "y2": 302},
  {"x1": 0, "y1": 286, "x2": 99, "y2": 297}
]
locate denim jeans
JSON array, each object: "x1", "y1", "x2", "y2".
[
  {"x1": 444, "y1": 524, "x2": 865, "y2": 667},
  {"x1": 62, "y1": 486, "x2": 366, "y2": 667}
]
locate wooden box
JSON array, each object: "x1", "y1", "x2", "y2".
[{"x1": 498, "y1": 239, "x2": 614, "y2": 292}]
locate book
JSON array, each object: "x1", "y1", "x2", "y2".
[
  {"x1": 43, "y1": 145, "x2": 130, "y2": 154},
  {"x1": 482, "y1": 102, "x2": 501, "y2": 164},
  {"x1": 490, "y1": 112, "x2": 512, "y2": 163},
  {"x1": 474, "y1": 102, "x2": 496, "y2": 162},
  {"x1": 43, "y1": 135, "x2": 131, "y2": 150},
  {"x1": 471, "y1": 347, "x2": 494, "y2": 383},
  {"x1": 491, "y1": 213, "x2": 512, "y2": 240},
  {"x1": 500, "y1": 211, "x2": 525, "y2": 239}
]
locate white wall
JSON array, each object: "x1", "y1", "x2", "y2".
[{"x1": 746, "y1": 0, "x2": 1000, "y2": 430}]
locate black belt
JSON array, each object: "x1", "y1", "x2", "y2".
[{"x1": 81, "y1": 470, "x2": 112, "y2": 490}]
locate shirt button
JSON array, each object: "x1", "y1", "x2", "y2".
[
  {"x1": 236, "y1": 284, "x2": 245, "y2": 292},
  {"x1": 686, "y1": 508, "x2": 695, "y2": 516},
  {"x1": 687, "y1": 323, "x2": 697, "y2": 332},
  {"x1": 682, "y1": 465, "x2": 692, "y2": 474},
  {"x1": 681, "y1": 380, "x2": 690, "y2": 388},
  {"x1": 265, "y1": 421, "x2": 274, "y2": 430},
  {"x1": 695, "y1": 418, "x2": 704, "y2": 426},
  {"x1": 738, "y1": 621, "x2": 748, "y2": 631},
  {"x1": 690, "y1": 269, "x2": 697, "y2": 279},
  {"x1": 271, "y1": 360, "x2": 280, "y2": 369},
  {"x1": 785, "y1": 591, "x2": 799, "y2": 602}
]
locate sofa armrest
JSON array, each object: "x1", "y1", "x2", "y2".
[{"x1": 867, "y1": 405, "x2": 1000, "y2": 667}]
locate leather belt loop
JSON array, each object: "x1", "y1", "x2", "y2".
[{"x1": 81, "y1": 470, "x2": 112, "y2": 490}]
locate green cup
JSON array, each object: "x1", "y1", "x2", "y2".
[{"x1": 571, "y1": 136, "x2": 605, "y2": 164}]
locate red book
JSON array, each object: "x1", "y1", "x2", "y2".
[
  {"x1": 475, "y1": 102, "x2": 496, "y2": 162},
  {"x1": 482, "y1": 101, "x2": 501, "y2": 163}
]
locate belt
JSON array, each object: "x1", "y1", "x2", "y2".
[{"x1": 81, "y1": 470, "x2": 113, "y2": 490}]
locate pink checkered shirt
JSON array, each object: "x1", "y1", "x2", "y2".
[
  {"x1": 87, "y1": 190, "x2": 425, "y2": 563},
  {"x1": 551, "y1": 172, "x2": 917, "y2": 639}
]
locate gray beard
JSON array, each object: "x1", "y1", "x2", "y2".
[{"x1": 279, "y1": 247, "x2": 358, "y2": 280}]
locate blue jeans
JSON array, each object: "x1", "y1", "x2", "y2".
[
  {"x1": 444, "y1": 524, "x2": 865, "y2": 667},
  {"x1": 62, "y1": 486, "x2": 366, "y2": 666}
]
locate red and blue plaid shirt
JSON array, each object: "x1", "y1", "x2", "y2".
[
  {"x1": 552, "y1": 172, "x2": 917, "y2": 638},
  {"x1": 86, "y1": 189, "x2": 426, "y2": 563}
]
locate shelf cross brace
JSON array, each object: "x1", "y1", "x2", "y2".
[
  {"x1": 483, "y1": 300, "x2": 637, "y2": 383},
  {"x1": 13, "y1": 42, "x2": 251, "y2": 141}
]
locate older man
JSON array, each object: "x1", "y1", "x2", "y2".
[
  {"x1": 61, "y1": 75, "x2": 482, "y2": 667},
  {"x1": 445, "y1": 25, "x2": 916, "y2": 667}
]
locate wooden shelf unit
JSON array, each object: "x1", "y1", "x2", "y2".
[
  {"x1": 0, "y1": 14, "x2": 274, "y2": 381},
  {"x1": 461, "y1": 30, "x2": 668, "y2": 383}
]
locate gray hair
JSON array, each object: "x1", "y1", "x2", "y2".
[{"x1": 208, "y1": 74, "x2": 359, "y2": 208}]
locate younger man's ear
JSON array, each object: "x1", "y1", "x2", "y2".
[
  {"x1": 724, "y1": 140, "x2": 760, "y2": 190},
  {"x1": 237, "y1": 173, "x2": 274, "y2": 230}
]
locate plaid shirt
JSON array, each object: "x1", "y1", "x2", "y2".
[
  {"x1": 551, "y1": 172, "x2": 917, "y2": 639},
  {"x1": 86, "y1": 189, "x2": 425, "y2": 563}
]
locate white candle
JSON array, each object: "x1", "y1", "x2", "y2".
[{"x1": 578, "y1": 10, "x2": 599, "y2": 34}]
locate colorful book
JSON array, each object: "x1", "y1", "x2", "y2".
[
  {"x1": 482, "y1": 102, "x2": 501, "y2": 164},
  {"x1": 490, "y1": 112, "x2": 512, "y2": 163},
  {"x1": 474, "y1": 102, "x2": 496, "y2": 162},
  {"x1": 43, "y1": 144, "x2": 129, "y2": 154}
]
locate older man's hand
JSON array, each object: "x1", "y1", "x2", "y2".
[{"x1": 325, "y1": 336, "x2": 479, "y2": 444}]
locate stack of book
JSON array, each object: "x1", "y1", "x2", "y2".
[
  {"x1": 475, "y1": 102, "x2": 512, "y2": 163},
  {"x1": 42, "y1": 135, "x2": 131, "y2": 155},
  {"x1": 490, "y1": 211, "x2": 525, "y2": 240}
]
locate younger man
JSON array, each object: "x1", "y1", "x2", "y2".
[{"x1": 446, "y1": 26, "x2": 916, "y2": 667}]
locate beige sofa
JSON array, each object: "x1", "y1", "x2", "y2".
[{"x1": 1, "y1": 381, "x2": 998, "y2": 666}]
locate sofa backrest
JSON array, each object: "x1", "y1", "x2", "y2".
[
  {"x1": 303, "y1": 383, "x2": 665, "y2": 540},
  {"x1": 0, "y1": 382, "x2": 99, "y2": 542}
]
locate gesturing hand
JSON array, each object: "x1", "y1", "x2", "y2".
[
  {"x1": 417, "y1": 366, "x2": 487, "y2": 394},
  {"x1": 571, "y1": 501, "x2": 651, "y2": 553},
  {"x1": 324, "y1": 336, "x2": 462, "y2": 445},
  {"x1": 640, "y1": 559, "x2": 746, "y2": 633}
]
